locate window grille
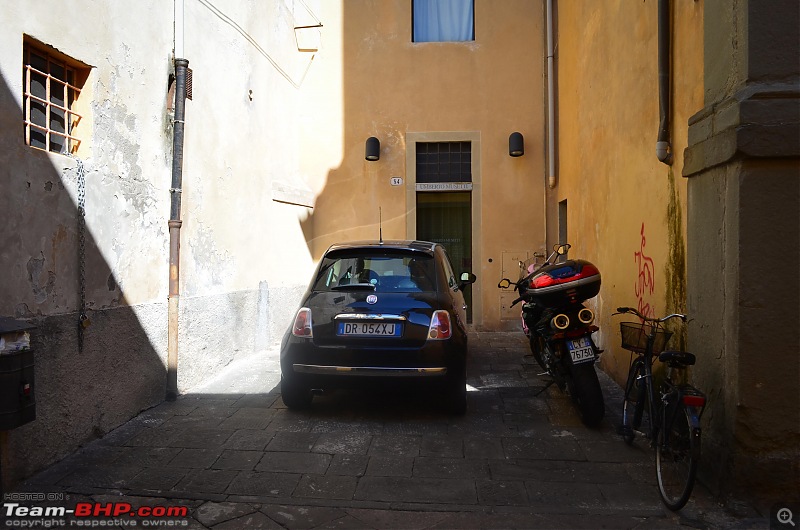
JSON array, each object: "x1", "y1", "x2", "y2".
[
  {"x1": 23, "y1": 41, "x2": 87, "y2": 154},
  {"x1": 416, "y1": 142, "x2": 472, "y2": 183}
]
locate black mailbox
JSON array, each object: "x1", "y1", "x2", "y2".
[{"x1": 0, "y1": 317, "x2": 36, "y2": 430}]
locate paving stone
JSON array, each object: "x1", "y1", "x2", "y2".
[
  {"x1": 56, "y1": 465, "x2": 143, "y2": 489},
  {"x1": 312, "y1": 432, "x2": 373, "y2": 455},
  {"x1": 294, "y1": 474, "x2": 358, "y2": 500},
  {"x1": 488, "y1": 459, "x2": 569, "y2": 481},
  {"x1": 580, "y1": 439, "x2": 648, "y2": 463},
  {"x1": 214, "y1": 511, "x2": 285, "y2": 529},
  {"x1": 226, "y1": 471, "x2": 301, "y2": 497},
  {"x1": 257, "y1": 452, "x2": 331, "y2": 474},
  {"x1": 213, "y1": 449, "x2": 264, "y2": 471},
  {"x1": 345, "y1": 508, "x2": 451, "y2": 530},
  {"x1": 125, "y1": 427, "x2": 183, "y2": 447},
  {"x1": 463, "y1": 435, "x2": 505, "y2": 459},
  {"x1": 502, "y1": 436, "x2": 586, "y2": 461},
  {"x1": 476, "y1": 479, "x2": 529, "y2": 506},
  {"x1": 365, "y1": 456, "x2": 414, "y2": 477},
  {"x1": 525, "y1": 480, "x2": 606, "y2": 509},
  {"x1": 368, "y1": 434, "x2": 420, "y2": 456},
  {"x1": 171, "y1": 428, "x2": 234, "y2": 449},
  {"x1": 169, "y1": 448, "x2": 224, "y2": 469},
  {"x1": 219, "y1": 407, "x2": 275, "y2": 430},
  {"x1": 176, "y1": 468, "x2": 239, "y2": 494},
  {"x1": 194, "y1": 501, "x2": 258, "y2": 527},
  {"x1": 112, "y1": 446, "x2": 182, "y2": 467},
  {"x1": 224, "y1": 429, "x2": 276, "y2": 451},
  {"x1": 261, "y1": 504, "x2": 349, "y2": 529},
  {"x1": 326, "y1": 455, "x2": 369, "y2": 477},
  {"x1": 354, "y1": 476, "x2": 477, "y2": 504},
  {"x1": 266, "y1": 432, "x2": 320, "y2": 452},
  {"x1": 126, "y1": 466, "x2": 188, "y2": 491},
  {"x1": 419, "y1": 434, "x2": 463, "y2": 457},
  {"x1": 412, "y1": 457, "x2": 490, "y2": 479}
]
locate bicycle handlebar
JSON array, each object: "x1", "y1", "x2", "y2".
[{"x1": 615, "y1": 306, "x2": 687, "y2": 323}]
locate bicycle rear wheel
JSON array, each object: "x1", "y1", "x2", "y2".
[
  {"x1": 620, "y1": 357, "x2": 646, "y2": 445},
  {"x1": 656, "y1": 404, "x2": 700, "y2": 510}
]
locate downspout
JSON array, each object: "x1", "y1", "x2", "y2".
[
  {"x1": 167, "y1": 0, "x2": 189, "y2": 400},
  {"x1": 546, "y1": 0, "x2": 557, "y2": 188},
  {"x1": 656, "y1": 0, "x2": 673, "y2": 165}
]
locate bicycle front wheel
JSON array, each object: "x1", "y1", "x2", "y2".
[
  {"x1": 621, "y1": 357, "x2": 646, "y2": 445},
  {"x1": 656, "y1": 405, "x2": 700, "y2": 510}
]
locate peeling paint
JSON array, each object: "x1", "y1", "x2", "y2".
[{"x1": 26, "y1": 254, "x2": 56, "y2": 304}]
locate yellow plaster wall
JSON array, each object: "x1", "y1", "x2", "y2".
[
  {"x1": 306, "y1": 0, "x2": 547, "y2": 329},
  {"x1": 554, "y1": 0, "x2": 703, "y2": 383}
]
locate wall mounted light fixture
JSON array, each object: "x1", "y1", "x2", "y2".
[
  {"x1": 365, "y1": 136, "x2": 380, "y2": 161},
  {"x1": 509, "y1": 132, "x2": 524, "y2": 157}
]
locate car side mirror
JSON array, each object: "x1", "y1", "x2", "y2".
[{"x1": 458, "y1": 272, "x2": 476, "y2": 290}]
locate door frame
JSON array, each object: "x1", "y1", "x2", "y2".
[{"x1": 405, "y1": 131, "x2": 482, "y2": 328}]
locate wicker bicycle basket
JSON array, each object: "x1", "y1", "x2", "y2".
[{"x1": 619, "y1": 322, "x2": 673, "y2": 355}]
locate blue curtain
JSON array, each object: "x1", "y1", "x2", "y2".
[{"x1": 413, "y1": 0, "x2": 474, "y2": 42}]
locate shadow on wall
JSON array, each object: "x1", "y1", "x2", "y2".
[{"x1": 0, "y1": 73, "x2": 165, "y2": 489}]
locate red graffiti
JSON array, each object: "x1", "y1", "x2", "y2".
[{"x1": 634, "y1": 223, "x2": 656, "y2": 319}]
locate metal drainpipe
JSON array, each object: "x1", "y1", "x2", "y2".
[
  {"x1": 656, "y1": 0, "x2": 673, "y2": 165},
  {"x1": 167, "y1": 57, "x2": 189, "y2": 401},
  {"x1": 546, "y1": 0, "x2": 557, "y2": 188}
]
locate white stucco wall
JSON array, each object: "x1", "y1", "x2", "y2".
[{"x1": 0, "y1": 0, "x2": 344, "y2": 486}]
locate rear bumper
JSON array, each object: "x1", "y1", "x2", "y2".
[{"x1": 293, "y1": 364, "x2": 447, "y2": 377}]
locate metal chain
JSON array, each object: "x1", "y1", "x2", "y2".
[{"x1": 70, "y1": 155, "x2": 89, "y2": 351}]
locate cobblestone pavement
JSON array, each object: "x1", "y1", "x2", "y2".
[{"x1": 7, "y1": 333, "x2": 767, "y2": 529}]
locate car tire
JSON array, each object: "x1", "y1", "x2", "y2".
[
  {"x1": 281, "y1": 374, "x2": 312, "y2": 409},
  {"x1": 444, "y1": 364, "x2": 467, "y2": 415}
]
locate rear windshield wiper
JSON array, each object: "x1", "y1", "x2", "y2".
[{"x1": 331, "y1": 283, "x2": 376, "y2": 291}]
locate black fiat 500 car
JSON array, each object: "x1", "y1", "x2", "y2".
[{"x1": 280, "y1": 240, "x2": 476, "y2": 413}]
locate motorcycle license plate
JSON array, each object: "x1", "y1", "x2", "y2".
[{"x1": 567, "y1": 336, "x2": 595, "y2": 364}]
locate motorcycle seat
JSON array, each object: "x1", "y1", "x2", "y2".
[{"x1": 658, "y1": 350, "x2": 696, "y2": 367}]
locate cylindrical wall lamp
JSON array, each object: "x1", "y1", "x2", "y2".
[
  {"x1": 365, "y1": 136, "x2": 380, "y2": 161},
  {"x1": 509, "y1": 132, "x2": 524, "y2": 157}
]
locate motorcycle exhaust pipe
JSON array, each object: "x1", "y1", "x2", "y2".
[
  {"x1": 551, "y1": 314, "x2": 570, "y2": 330},
  {"x1": 578, "y1": 308, "x2": 595, "y2": 325}
]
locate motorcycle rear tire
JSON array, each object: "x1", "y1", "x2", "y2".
[{"x1": 568, "y1": 362, "x2": 605, "y2": 428}]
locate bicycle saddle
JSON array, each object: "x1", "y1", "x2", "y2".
[{"x1": 658, "y1": 350, "x2": 696, "y2": 367}]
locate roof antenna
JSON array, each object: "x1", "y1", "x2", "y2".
[{"x1": 379, "y1": 207, "x2": 383, "y2": 244}]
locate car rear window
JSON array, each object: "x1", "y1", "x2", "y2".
[{"x1": 313, "y1": 251, "x2": 437, "y2": 293}]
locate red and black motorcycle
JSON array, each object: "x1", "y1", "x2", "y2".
[{"x1": 498, "y1": 244, "x2": 605, "y2": 427}]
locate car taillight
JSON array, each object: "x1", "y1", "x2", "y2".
[
  {"x1": 427, "y1": 310, "x2": 452, "y2": 340},
  {"x1": 292, "y1": 307, "x2": 313, "y2": 338}
]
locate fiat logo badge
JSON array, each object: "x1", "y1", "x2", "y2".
[{"x1": 366, "y1": 295, "x2": 378, "y2": 305}]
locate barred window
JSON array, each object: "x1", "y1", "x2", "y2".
[{"x1": 23, "y1": 38, "x2": 89, "y2": 155}]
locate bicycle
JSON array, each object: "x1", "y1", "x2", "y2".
[{"x1": 615, "y1": 306, "x2": 707, "y2": 511}]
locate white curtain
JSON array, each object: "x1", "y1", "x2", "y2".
[{"x1": 413, "y1": 0, "x2": 474, "y2": 42}]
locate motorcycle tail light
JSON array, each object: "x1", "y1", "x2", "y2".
[
  {"x1": 682, "y1": 394, "x2": 706, "y2": 407},
  {"x1": 551, "y1": 314, "x2": 570, "y2": 330},
  {"x1": 292, "y1": 307, "x2": 313, "y2": 338},
  {"x1": 578, "y1": 308, "x2": 594, "y2": 324},
  {"x1": 428, "y1": 310, "x2": 452, "y2": 340}
]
